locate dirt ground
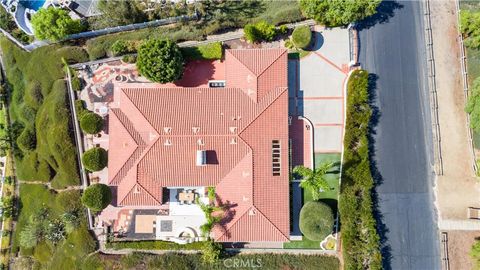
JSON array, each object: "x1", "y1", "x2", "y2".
[
  {"x1": 443, "y1": 230, "x2": 480, "y2": 270},
  {"x1": 431, "y1": 1, "x2": 480, "y2": 221},
  {"x1": 430, "y1": 1, "x2": 480, "y2": 269}
]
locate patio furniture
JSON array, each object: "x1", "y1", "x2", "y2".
[
  {"x1": 179, "y1": 191, "x2": 195, "y2": 204},
  {"x1": 468, "y1": 207, "x2": 480, "y2": 219}
]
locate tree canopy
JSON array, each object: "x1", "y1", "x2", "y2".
[
  {"x1": 31, "y1": 7, "x2": 83, "y2": 41},
  {"x1": 82, "y1": 147, "x2": 108, "y2": 172},
  {"x1": 299, "y1": 0, "x2": 381, "y2": 27},
  {"x1": 81, "y1": 183, "x2": 112, "y2": 212},
  {"x1": 293, "y1": 162, "x2": 334, "y2": 201},
  {"x1": 291, "y1": 25, "x2": 312, "y2": 49},
  {"x1": 243, "y1": 21, "x2": 277, "y2": 43},
  {"x1": 299, "y1": 201, "x2": 334, "y2": 241},
  {"x1": 80, "y1": 112, "x2": 104, "y2": 134},
  {"x1": 136, "y1": 39, "x2": 184, "y2": 83},
  {"x1": 89, "y1": 0, "x2": 146, "y2": 29}
]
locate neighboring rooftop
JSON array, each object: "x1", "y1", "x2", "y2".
[{"x1": 107, "y1": 48, "x2": 290, "y2": 242}]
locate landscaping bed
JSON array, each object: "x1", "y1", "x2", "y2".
[{"x1": 105, "y1": 240, "x2": 203, "y2": 250}]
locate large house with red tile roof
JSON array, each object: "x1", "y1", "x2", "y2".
[{"x1": 107, "y1": 48, "x2": 290, "y2": 243}]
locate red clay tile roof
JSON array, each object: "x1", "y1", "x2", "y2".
[{"x1": 108, "y1": 49, "x2": 289, "y2": 242}]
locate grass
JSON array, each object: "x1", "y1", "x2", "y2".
[
  {"x1": 181, "y1": 42, "x2": 223, "y2": 60},
  {"x1": 0, "y1": 38, "x2": 85, "y2": 188},
  {"x1": 12, "y1": 184, "x2": 95, "y2": 269},
  {"x1": 106, "y1": 240, "x2": 204, "y2": 250},
  {"x1": 283, "y1": 237, "x2": 321, "y2": 249}
]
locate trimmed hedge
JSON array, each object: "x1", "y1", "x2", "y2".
[
  {"x1": 181, "y1": 42, "x2": 223, "y2": 60},
  {"x1": 292, "y1": 25, "x2": 312, "y2": 49},
  {"x1": 80, "y1": 112, "x2": 103, "y2": 134},
  {"x1": 299, "y1": 201, "x2": 334, "y2": 241},
  {"x1": 82, "y1": 147, "x2": 107, "y2": 172},
  {"x1": 106, "y1": 240, "x2": 204, "y2": 250},
  {"x1": 340, "y1": 70, "x2": 382, "y2": 269},
  {"x1": 81, "y1": 183, "x2": 112, "y2": 211}
]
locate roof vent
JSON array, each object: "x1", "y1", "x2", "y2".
[
  {"x1": 247, "y1": 74, "x2": 253, "y2": 83},
  {"x1": 196, "y1": 150, "x2": 207, "y2": 166},
  {"x1": 249, "y1": 209, "x2": 256, "y2": 216},
  {"x1": 197, "y1": 139, "x2": 204, "y2": 146},
  {"x1": 164, "y1": 139, "x2": 172, "y2": 146},
  {"x1": 164, "y1": 127, "x2": 172, "y2": 134},
  {"x1": 230, "y1": 138, "x2": 237, "y2": 145},
  {"x1": 133, "y1": 185, "x2": 140, "y2": 194},
  {"x1": 192, "y1": 127, "x2": 200, "y2": 134},
  {"x1": 229, "y1": 127, "x2": 237, "y2": 133}
]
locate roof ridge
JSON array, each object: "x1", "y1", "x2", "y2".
[
  {"x1": 238, "y1": 86, "x2": 288, "y2": 136},
  {"x1": 229, "y1": 49, "x2": 286, "y2": 77},
  {"x1": 251, "y1": 206, "x2": 290, "y2": 241},
  {"x1": 111, "y1": 108, "x2": 146, "y2": 145},
  {"x1": 120, "y1": 87, "x2": 163, "y2": 135},
  {"x1": 119, "y1": 179, "x2": 161, "y2": 206}
]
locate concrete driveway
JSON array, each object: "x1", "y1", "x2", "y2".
[{"x1": 289, "y1": 26, "x2": 350, "y2": 156}]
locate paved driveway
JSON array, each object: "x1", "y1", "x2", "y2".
[{"x1": 289, "y1": 26, "x2": 350, "y2": 156}]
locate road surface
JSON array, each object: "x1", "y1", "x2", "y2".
[{"x1": 358, "y1": 1, "x2": 441, "y2": 269}]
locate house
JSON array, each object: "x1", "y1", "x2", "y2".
[{"x1": 107, "y1": 48, "x2": 290, "y2": 243}]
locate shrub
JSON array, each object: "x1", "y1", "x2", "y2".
[
  {"x1": 466, "y1": 76, "x2": 480, "y2": 132},
  {"x1": 299, "y1": 0, "x2": 381, "y2": 27},
  {"x1": 244, "y1": 21, "x2": 277, "y2": 42},
  {"x1": 292, "y1": 25, "x2": 312, "y2": 49},
  {"x1": 340, "y1": 70, "x2": 382, "y2": 269},
  {"x1": 136, "y1": 39, "x2": 184, "y2": 83},
  {"x1": 74, "y1": 99, "x2": 87, "y2": 119},
  {"x1": 81, "y1": 183, "x2": 112, "y2": 211},
  {"x1": 201, "y1": 240, "x2": 223, "y2": 264},
  {"x1": 181, "y1": 42, "x2": 223, "y2": 60},
  {"x1": 110, "y1": 40, "x2": 139, "y2": 56},
  {"x1": 471, "y1": 240, "x2": 480, "y2": 269},
  {"x1": 31, "y1": 7, "x2": 83, "y2": 41},
  {"x1": 122, "y1": 55, "x2": 137, "y2": 63},
  {"x1": 105, "y1": 240, "x2": 203, "y2": 250},
  {"x1": 82, "y1": 147, "x2": 108, "y2": 172},
  {"x1": 299, "y1": 201, "x2": 334, "y2": 241},
  {"x1": 71, "y1": 77, "x2": 81, "y2": 91},
  {"x1": 80, "y1": 112, "x2": 103, "y2": 134},
  {"x1": 24, "y1": 81, "x2": 43, "y2": 110},
  {"x1": 460, "y1": 10, "x2": 480, "y2": 49},
  {"x1": 16, "y1": 128, "x2": 36, "y2": 152}
]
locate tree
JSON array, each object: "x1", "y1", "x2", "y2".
[
  {"x1": 243, "y1": 21, "x2": 277, "y2": 43},
  {"x1": 89, "y1": 0, "x2": 146, "y2": 29},
  {"x1": 31, "y1": 7, "x2": 83, "y2": 41},
  {"x1": 0, "y1": 197, "x2": 13, "y2": 220},
  {"x1": 244, "y1": 24, "x2": 261, "y2": 43},
  {"x1": 292, "y1": 25, "x2": 312, "y2": 49},
  {"x1": 136, "y1": 39, "x2": 184, "y2": 83},
  {"x1": 82, "y1": 147, "x2": 108, "y2": 172},
  {"x1": 19, "y1": 223, "x2": 40, "y2": 248},
  {"x1": 466, "y1": 77, "x2": 480, "y2": 132},
  {"x1": 293, "y1": 162, "x2": 334, "y2": 201},
  {"x1": 80, "y1": 112, "x2": 104, "y2": 134},
  {"x1": 299, "y1": 0, "x2": 381, "y2": 27},
  {"x1": 299, "y1": 201, "x2": 334, "y2": 241},
  {"x1": 471, "y1": 240, "x2": 480, "y2": 269},
  {"x1": 81, "y1": 183, "x2": 112, "y2": 211}
]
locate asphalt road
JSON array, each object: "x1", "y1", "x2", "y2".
[{"x1": 358, "y1": 1, "x2": 441, "y2": 269}]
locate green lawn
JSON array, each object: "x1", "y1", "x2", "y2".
[{"x1": 286, "y1": 153, "x2": 341, "y2": 249}]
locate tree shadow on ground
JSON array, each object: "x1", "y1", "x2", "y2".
[
  {"x1": 356, "y1": 1, "x2": 404, "y2": 31},
  {"x1": 367, "y1": 73, "x2": 392, "y2": 270}
]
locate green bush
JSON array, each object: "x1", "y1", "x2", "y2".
[
  {"x1": 80, "y1": 112, "x2": 103, "y2": 134},
  {"x1": 122, "y1": 55, "x2": 137, "y2": 63},
  {"x1": 292, "y1": 25, "x2": 312, "y2": 49},
  {"x1": 24, "y1": 81, "x2": 43, "y2": 110},
  {"x1": 82, "y1": 147, "x2": 107, "y2": 172},
  {"x1": 244, "y1": 21, "x2": 277, "y2": 43},
  {"x1": 81, "y1": 183, "x2": 112, "y2": 211},
  {"x1": 299, "y1": 201, "x2": 333, "y2": 241},
  {"x1": 466, "y1": 74, "x2": 480, "y2": 133},
  {"x1": 460, "y1": 10, "x2": 480, "y2": 50},
  {"x1": 181, "y1": 42, "x2": 223, "y2": 60},
  {"x1": 471, "y1": 239, "x2": 480, "y2": 269},
  {"x1": 74, "y1": 99, "x2": 87, "y2": 119},
  {"x1": 16, "y1": 128, "x2": 36, "y2": 152},
  {"x1": 71, "y1": 77, "x2": 81, "y2": 91},
  {"x1": 110, "y1": 40, "x2": 139, "y2": 56},
  {"x1": 136, "y1": 39, "x2": 184, "y2": 83},
  {"x1": 105, "y1": 240, "x2": 204, "y2": 250},
  {"x1": 340, "y1": 70, "x2": 382, "y2": 269},
  {"x1": 299, "y1": 0, "x2": 381, "y2": 27}
]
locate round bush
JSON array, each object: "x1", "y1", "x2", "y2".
[
  {"x1": 16, "y1": 128, "x2": 36, "y2": 152},
  {"x1": 136, "y1": 39, "x2": 184, "y2": 83},
  {"x1": 81, "y1": 183, "x2": 112, "y2": 211},
  {"x1": 80, "y1": 112, "x2": 103, "y2": 134},
  {"x1": 299, "y1": 201, "x2": 334, "y2": 241},
  {"x1": 292, "y1": 25, "x2": 312, "y2": 49},
  {"x1": 82, "y1": 147, "x2": 108, "y2": 172}
]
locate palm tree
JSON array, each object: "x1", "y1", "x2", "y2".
[{"x1": 293, "y1": 162, "x2": 335, "y2": 201}]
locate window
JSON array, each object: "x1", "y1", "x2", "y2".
[{"x1": 272, "y1": 140, "x2": 281, "y2": 176}]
